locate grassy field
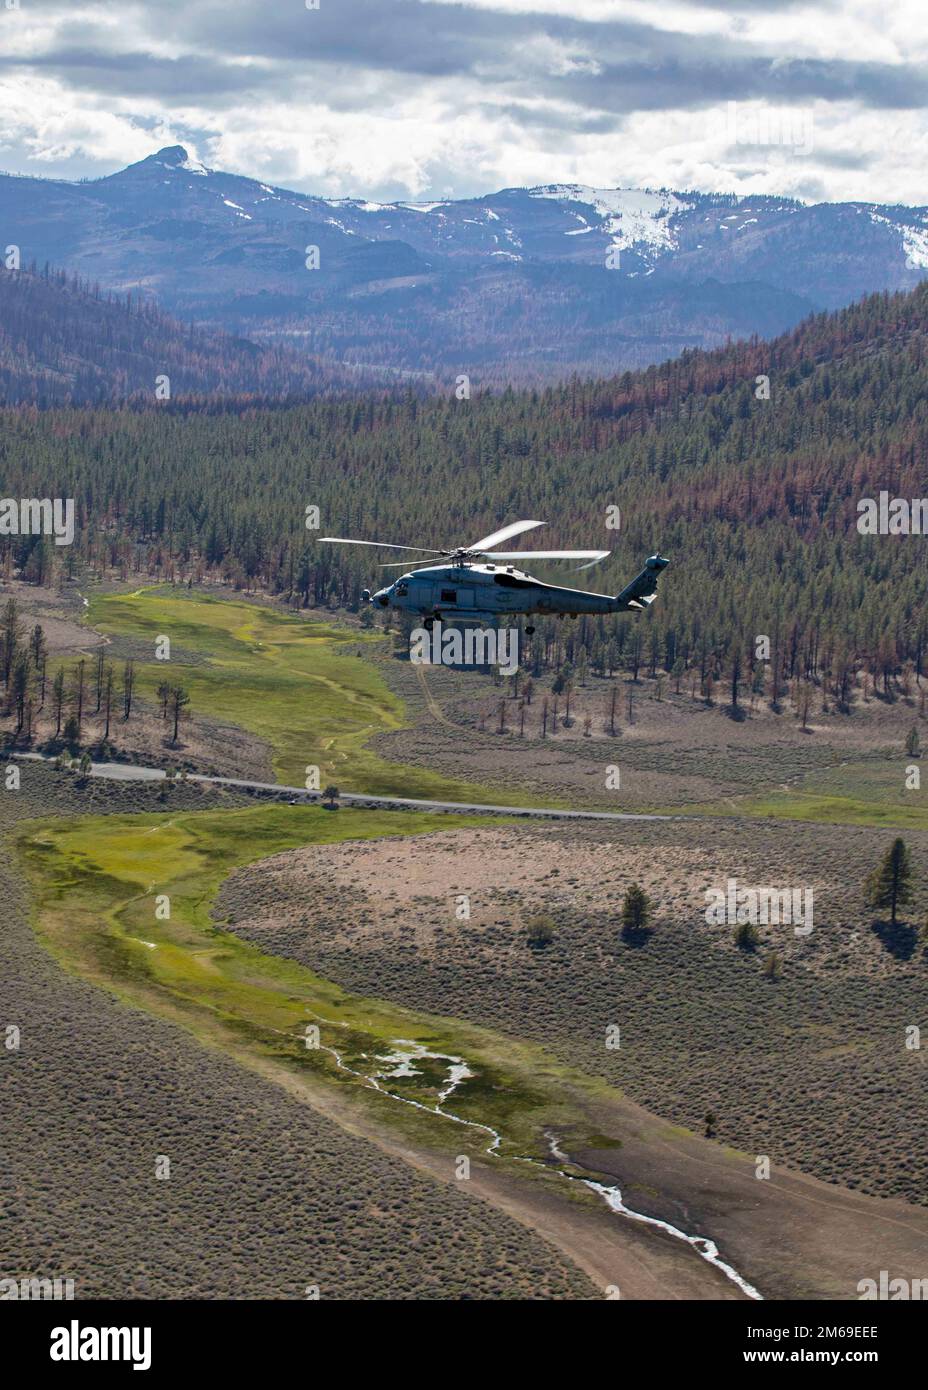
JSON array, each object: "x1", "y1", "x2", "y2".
[
  {"x1": 726, "y1": 794, "x2": 928, "y2": 830},
  {"x1": 671, "y1": 760, "x2": 928, "y2": 830},
  {"x1": 15, "y1": 801, "x2": 619, "y2": 1163},
  {"x1": 85, "y1": 588, "x2": 547, "y2": 804}
]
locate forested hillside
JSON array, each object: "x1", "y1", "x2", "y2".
[
  {"x1": 2, "y1": 283, "x2": 926, "y2": 696},
  {"x1": 0, "y1": 264, "x2": 372, "y2": 404}
]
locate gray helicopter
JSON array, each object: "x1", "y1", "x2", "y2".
[{"x1": 320, "y1": 520, "x2": 669, "y2": 634}]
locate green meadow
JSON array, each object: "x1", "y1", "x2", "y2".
[
  {"x1": 673, "y1": 759, "x2": 928, "y2": 831},
  {"x1": 16, "y1": 803, "x2": 610, "y2": 1159},
  {"x1": 85, "y1": 587, "x2": 540, "y2": 804},
  {"x1": 78, "y1": 588, "x2": 924, "y2": 829},
  {"x1": 728, "y1": 793, "x2": 928, "y2": 831}
]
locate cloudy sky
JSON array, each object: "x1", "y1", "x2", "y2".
[{"x1": 1, "y1": 0, "x2": 926, "y2": 203}]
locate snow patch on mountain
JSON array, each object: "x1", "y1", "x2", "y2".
[
  {"x1": 324, "y1": 217, "x2": 359, "y2": 235},
  {"x1": 528, "y1": 185, "x2": 693, "y2": 252},
  {"x1": 221, "y1": 198, "x2": 251, "y2": 220},
  {"x1": 868, "y1": 210, "x2": 928, "y2": 269}
]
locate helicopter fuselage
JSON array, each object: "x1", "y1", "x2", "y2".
[{"x1": 368, "y1": 557, "x2": 666, "y2": 623}]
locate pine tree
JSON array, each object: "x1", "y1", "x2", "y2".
[
  {"x1": 122, "y1": 659, "x2": 136, "y2": 720},
  {"x1": 867, "y1": 839, "x2": 915, "y2": 924},
  {"x1": 169, "y1": 685, "x2": 190, "y2": 745},
  {"x1": 52, "y1": 668, "x2": 65, "y2": 737},
  {"x1": 2, "y1": 597, "x2": 20, "y2": 690}
]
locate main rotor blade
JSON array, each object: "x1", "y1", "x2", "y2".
[
  {"x1": 482, "y1": 549, "x2": 611, "y2": 563},
  {"x1": 378, "y1": 559, "x2": 441, "y2": 569},
  {"x1": 318, "y1": 537, "x2": 445, "y2": 555},
  {"x1": 467, "y1": 519, "x2": 546, "y2": 552}
]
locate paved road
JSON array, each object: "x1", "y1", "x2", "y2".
[{"x1": 12, "y1": 752, "x2": 671, "y2": 822}]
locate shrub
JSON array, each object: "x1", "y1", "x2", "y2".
[
  {"x1": 734, "y1": 921, "x2": 760, "y2": 952},
  {"x1": 525, "y1": 914, "x2": 556, "y2": 950},
  {"x1": 621, "y1": 883, "x2": 652, "y2": 938}
]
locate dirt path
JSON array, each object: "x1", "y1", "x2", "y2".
[
  {"x1": 415, "y1": 662, "x2": 459, "y2": 730},
  {"x1": 11, "y1": 752, "x2": 673, "y2": 821}
]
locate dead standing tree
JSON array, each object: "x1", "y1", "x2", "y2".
[{"x1": 169, "y1": 685, "x2": 190, "y2": 746}]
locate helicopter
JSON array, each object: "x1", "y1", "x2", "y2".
[{"x1": 319, "y1": 520, "x2": 669, "y2": 634}]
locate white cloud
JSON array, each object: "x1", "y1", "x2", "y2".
[
  {"x1": 0, "y1": 0, "x2": 925, "y2": 204},
  {"x1": 0, "y1": 76, "x2": 166, "y2": 172}
]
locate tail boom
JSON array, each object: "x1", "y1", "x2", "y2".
[{"x1": 614, "y1": 554, "x2": 670, "y2": 611}]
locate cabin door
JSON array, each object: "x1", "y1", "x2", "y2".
[{"x1": 434, "y1": 585, "x2": 475, "y2": 608}]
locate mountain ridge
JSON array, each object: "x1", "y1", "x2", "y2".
[{"x1": 1, "y1": 145, "x2": 926, "y2": 385}]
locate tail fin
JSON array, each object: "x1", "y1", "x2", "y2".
[{"x1": 616, "y1": 554, "x2": 669, "y2": 611}]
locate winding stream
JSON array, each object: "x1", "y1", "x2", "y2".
[
  {"x1": 300, "y1": 1018, "x2": 763, "y2": 1300},
  {"x1": 545, "y1": 1136, "x2": 762, "y2": 1299}
]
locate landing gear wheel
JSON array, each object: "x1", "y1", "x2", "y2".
[
  {"x1": 423, "y1": 616, "x2": 434, "y2": 630},
  {"x1": 525, "y1": 624, "x2": 535, "y2": 636}
]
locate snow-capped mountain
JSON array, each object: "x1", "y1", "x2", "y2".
[{"x1": 1, "y1": 145, "x2": 926, "y2": 384}]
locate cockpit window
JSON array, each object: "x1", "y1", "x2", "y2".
[{"x1": 396, "y1": 581, "x2": 409, "y2": 595}]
